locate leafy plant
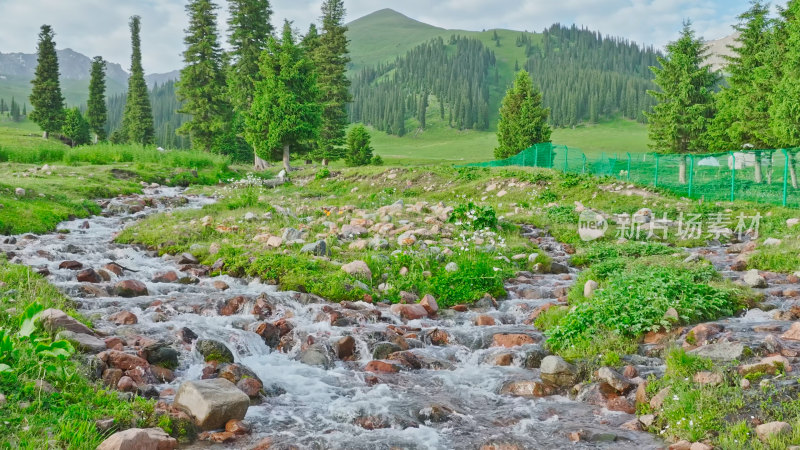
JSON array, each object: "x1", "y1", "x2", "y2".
[
  {"x1": 449, "y1": 201, "x2": 498, "y2": 230},
  {"x1": 315, "y1": 167, "x2": 331, "y2": 180}
]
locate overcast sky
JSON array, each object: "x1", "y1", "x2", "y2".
[{"x1": 0, "y1": 0, "x2": 788, "y2": 73}]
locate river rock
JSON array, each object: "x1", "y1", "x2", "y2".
[
  {"x1": 342, "y1": 260, "x2": 371, "y2": 279},
  {"x1": 115, "y1": 280, "x2": 149, "y2": 297},
  {"x1": 738, "y1": 355, "x2": 792, "y2": 376},
  {"x1": 597, "y1": 367, "x2": 633, "y2": 393},
  {"x1": 301, "y1": 240, "x2": 329, "y2": 256},
  {"x1": 195, "y1": 339, "x2": 235, "y2": 363},
  {"x1": 549, "y1": 262, "x2": 570, "y2": 274},
  {"x1": 688, "y1": 342, "x2": 744, "y2": 361},
  {"x1": 39, "y1": 308, "x2": 95, "y2": 336},
  {"x1": 334, "y1": 336, "x2": 356, "y2": 359},
  {"x1": 389, "y1": 304, "x2": 428, "y2": 320},
  {"x1": 499, "y1": 380, "x2": 554, "y2": 398},
  {"x1": 55, "y1": 330, "x2": 106, "y2": 353},
  {"x1": 96, "y1": 427, "x2": 177, "y2": 450},
  {"x1": 109, "y1": 311, "x2": 138, "y2": 325},
  {"x1": 492, "y1": 334, "x2": 536, "y2": 348},
  {"x1": 152, "y1": 271, "x2": 178, "y2": 283},
  {"x1": 755, "y1": 421, "x2": 792, "y2": 441},
  {"x1": 781, "y1": 322, "x2": 800, "y2": 341},
  {"x1": 365, "y1": 360, "x2": 400, "y2": 373},
  {"x1": 372, "y1": 342, "x2": 402, "y2": 360},
  {"x1": 77, "y1": 268, "x2": 102, "y2": 283},
  {"x1": 178, "y1": 252, "x2": 199, "y2": 265},
  {"x1": 540, "y1": 355, "x2": 577, "y2": 387},
  {"x1": 414, "y1": 295, "x2": 438, "y2": 316},
  {"x1": 743, "y1": 269, "x2": 767, "y2": 288},
  {"x1": 298, "y1": 343, "x2": 332, "y2": 369},
  {"x1": 142, "y1": 342, "x2": 179, "y2": 369},
  {"x1": 98, "y1": 350, "x2": 149, "y2": 371},
  {"x1": 174, "y1": 378, "x2": 250, "y2": 431},
  {"x1": 693, "y1": 371, "x2": 723, "y2": 386},
  {"x1": 59, "y1": 260, "x2": 83, "y2": 270},
  {"x1": 584, "y1": 280, "x2": 598, "y2": 298},
  {"x1": 474, "y1": 315, "x2": 496, "y2": 326}
]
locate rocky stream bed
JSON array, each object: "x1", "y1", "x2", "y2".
[{"x1": 2, "y1": 187, "x2": 800, "y2": 449}]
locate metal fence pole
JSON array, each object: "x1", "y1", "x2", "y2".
[
  {"x1": 582, "y1": 154, "x2": 587, "y2": 174},
  {"x1": 730, "y1": 151, "x2": 736, "y2": 202},
  {"x1": 783, "y1": 148, "x2": 790, "y2": 207},
  {"x1": 654, "y1": 154, "x2": 659, "y2": 188},
  {"x1": 688, "y1": 154, "x2": 695, "y2": 198},
  {"x1": 627, "y1": 153, "x2": 631, "y2": 182},
  {"x1": 522, "y1": 148, "x2": 526, "y2": 167},
  {"x1": 534, "y1": 145, "x2": 539, "y2": 168},
  {"x1": 564, "y1": 146, "x2": 569, "y2": 172}
]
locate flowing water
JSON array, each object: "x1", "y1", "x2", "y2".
[{"x1": 1, "y1": 188, "x2": 666, "y2": 449}]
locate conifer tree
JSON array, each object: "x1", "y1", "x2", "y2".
[
  {"x1": 0, "y1": 99, "x2": 6, "y2": 115},
  {"x1": 646, "y1": 22, "x2": 718, "y2": 184},
  {"x1": 345, "y1": 124, "x2": 374, "y2": 166},
  {"x1": 62, "y1": 107, "x2": 90, "y2": 147},
  {"x1": 707, "y1": 2, "x2": 775, "y2": 183},
  {"x1": 770, "y1": 0, "x2": 800, "y2": 187},
  {"x1": 310, "y1": 0, "x2": 351, "y2": 165},
  {"x1": 494, "y1": 71, "x2": 551, "y2": 159},
  {"x1": 9, "y1": 98, "x2": 21, "y2": 122},
  {"x1": 178, "y1": 0, "x2": 229, "y2": 152},
  {"x1": 245, "y1": 21, "x2": 321, "y2": 172},
  {"x1": 87, "y1": 56, "x2": 108, "y2": 142},
  {"x1": 29, "y1": 25, "x2": 64, "y2": 139},
  {"x1": 227, "y1": 0, "x2": 273, "y2": 168},
  {"x1": 121, "y1": 16, "x2": 155, "y2": 146}
]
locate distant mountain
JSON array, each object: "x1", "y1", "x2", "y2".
[
  {"x1": 704, "y1": 32, "x2": 740, "y2": 72},
  {"x1": 145, "y1": 70, "x2": 181, "y2": 87}
]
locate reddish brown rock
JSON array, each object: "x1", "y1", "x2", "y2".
[
  {"x1": 209, "y1": 431, "x2": 236, "y2": 443},
  {"x1": 115, "y1": 280, "x2": 149, "y2": 297},
  {"x1": 219, "y1": 296, "x2": 247, "y2": 316},
  {"x1": 99, "y1": 350, "x2": 149, "y2": 371},
  {"x1": 389, "y1": 304, "x2": 428, "y2": 320},
  {"x1": 105, "y1": 336, "x2": 125, "y2": 350},
  {"x1": 77, "y1": 269, "x2": 102, "y2": 283},
  {"x1": 693, "y1": 371, "x2": 723, "y2": 386},
  {"x1": 492, "y1": 334, "x2": 536, "y2": 348},
  {"x1": 236, "y1": 377, "x2": 263, "y2": 398},
  {"x1": 622, "y1": 365, "x2": 638, "y2": 379},
  {"x1": 59, "y1": 260, "x2": 83, "y2": 270},
  {"x1": 474, "y1": 315, "x2": 496, "y2": 326},
  {"x1": 334, "y1": 336, "x2": 356, "y2": 360},
  {"x1": 605, "y1": 396, "x2": 635, "y2": 414},
  {"x1": 364, "y1": 360, "x2": 400, "y2": 373},
  {"x1": 151, "y1": 366, "x2": 175, "y2": 383},
  {"x1": 109, "y1": 311, "x2": 138, "y2": 325},
  {"x1": 419, "y1": 294, "x2": 439, "y2": 315},
  {"x1": 96, "y1": 427, "x2": 177, "y2": 450},
  {"x1": 493, "y1": 353, "x2": 513, "y2": 366},
  {"x1": 225, "y1": 419, "x2": 250, "y2": 435},
  {"x1": 117, "y1": 376, "x2": 137, "y2": 392},
  {"x1": 427, "y1": 328, "x2": 449, "y2": 346},
  {"x1": 451, "y1": 304, "x2": 468, "y2": 312},
  {"x1": 781, "y1": 322, "x2": 800, "y2": 341},
  {"x1": 152, "y1": 271, "x2": 178, "y2": 283},
  {"x1": 635, "y1": 381, "x2": 648, "y2": 407},
  {"x1": 251, "y1": 296, "x2": 273, "y2": 318},
  {"x1": 499, "y1": 380, "x2": 555, "y2": 398},
  {"x1": 104, "y1": 263, "x2": 124, "y2": 276},
  {"x1": 102, "y1": 368, "x2": 123, "y2": 387},
  {"x1": 731, "y1": 259, "x2": 748, "y2": 271},
  {"x1": 685, "y1": 323, "x2": 722, "y2": 347},
  {"x1": 213, "y1": 280, "x2": 230, "y2": 291},
  {"x1": 353, "y1": 415, "x2": 390, "y2": 430},
  {"x1": 525, "y1": 302, "x2": 555, "y2": 325}
]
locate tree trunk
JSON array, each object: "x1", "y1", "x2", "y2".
[
  {"x1": 790, "y1": 151, "x2": 799, "y2": 189},
  {"x1": 282, "y1": 144, "x2": 292, "y2": 173},
  {"x1": 767, "y1": 151, "x2": 773, "y2": 185},
  {"x1": 754, "y1": 151, "x2": 763, "y2": 184},
  {"x1": 93, "y1": 133, "x2": 98, "y2": 145},
  {"x1": 254, "y1": 152, "x2": 269, "y2": 171},
  {"x1": 42, "y1": 131, "x2": 48, "y2": 140},
  {"x1": 322, "y1": 158, "x2": 329, "y2": 166},
  {"x1": 679, "y1": 155, "x2": 687, "y2": 185}
]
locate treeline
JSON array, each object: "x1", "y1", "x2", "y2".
[
  {"x1": 526, "y1": 24, "x2": 660, "y2": 127},
  {"x1": 0, "y1": 98, "x2": 27, "y2": 121},
  {"x1": 106, "y1": 80, "x2": 190, "y2": 149},
  {"x1": 349, "y1": 36, "x2": 496, "y2": 135}
]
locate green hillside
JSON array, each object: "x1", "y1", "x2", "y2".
[{"x1": 0, "y1": 76, "x2": 126, "y2": 112}]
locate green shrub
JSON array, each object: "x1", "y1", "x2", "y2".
[
  {"x1": 570, "y1": 241, "x2": 676, "y2": 267},
  {"x1": 449, "y1": 202, "x2": 498, "y2": 230}
]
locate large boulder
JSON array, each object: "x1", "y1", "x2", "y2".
[
  {"x1": 55, "y1": 330, "x2": 106, "y2": 353},
  {"x1": 173, "y1": 379, "x2": 250, "y2": 431},
  {"x1": 195, "y1": 339, "x2": 235, "y2": 363},
  {"x1": 540, "y1": 355, "x2": 578, "y2": 387},
  {"x1": 300, "y1": 240, "x2": 329, "y2": 256},
  {"x1": 688, "y1": 342, "x2": 744, "y2": 362},
  {"x1": 96, "y1": 427, "x2": 177, "y2": 450},
  {"x1": 743, "y1": 269, "x2": 767, "y2": 288}
]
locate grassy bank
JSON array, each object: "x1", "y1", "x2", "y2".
[{"x1": 0, "y1": 258, "x2": 170, "y2": 448}]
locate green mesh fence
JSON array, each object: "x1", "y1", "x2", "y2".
[{"x1": 461, "y1": 143, "x2": 800, "y2": 207}]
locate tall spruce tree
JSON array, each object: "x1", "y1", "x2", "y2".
[
  {"x1": 707, "y1": 2, "x2": 775, "y2": 183},
  {"x1": 310, "y1": 0, "x2": 351, "y2": 165},
  {"x1": 61, "y1": 107, "x2": 91, "y2": 147},
  {"x1": 29, "y1": 25, "x2": 64, "y2": 139},
  {"x1": 227, "y1": 0, "x2": 273, "y2": 169},
  {"x1": 494, "y1": 71, "x2": 551, "y2": 159},
  {"x1": 245, "y1": 21, "x2": 321, "y2": 172},
  {"x1": 121, "y1": 16, "x2": 155, "y2": 146},
  {"x1": 178, "y1": 0, "x2": 229, "y2": 152},
  {"x1": 646, "y1": 22, "x2": 718, "y2": 184},
  {"x1": 87, "y1": 56, "x2": 108, "y2": 142},
  {"x1": 9, "y1": 98, "x2": 21, "y2": 122},
  {"x1": 771, "y1": 0, "x2": 800, "y2": 188}
]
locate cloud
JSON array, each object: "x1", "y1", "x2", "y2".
[{"x1": 0, "y1": 0, "x2": 787, "y2": 73}]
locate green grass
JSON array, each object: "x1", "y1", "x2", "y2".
[{"x1": 0, "y1": 257, "x2": 174, "y2": 449}]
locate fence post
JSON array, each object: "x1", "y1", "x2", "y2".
[
  {"x1": 626, "y1": 153, "x2": 631, "y2": 182},
  {"x1": 564, "y1": 146, "x2": 569, "y2": 172},
  {"x1": 654, "y1": 154, "x2": 659, "y2": 188},
  {"x1": 534, "y1": 145, "x2": 539, "y2": 168},
  {"x1": 730, "y1": 151, "x2": 736, "y2": 202},
  {"x1": 522, "y1": 149, "x2": 526, "y2": 167},
  {"x1": 688, "y1": 154, "x2": 695, "y2": 198},
  {"x1": 783, "y1": 148, "x2": 790, "y2": 207},
  {"x1": 582, "y1": 154, "x2": 587, "y2": 174}
]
